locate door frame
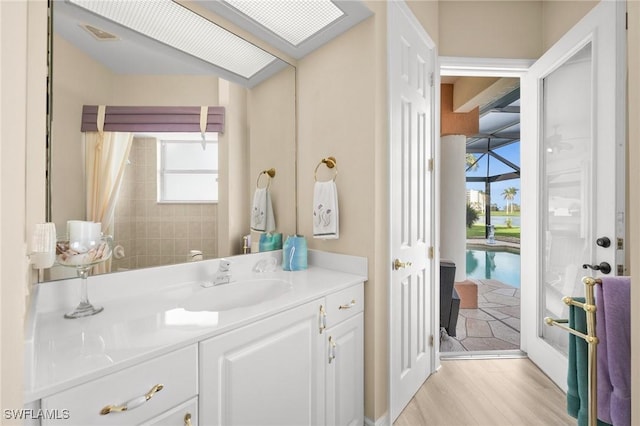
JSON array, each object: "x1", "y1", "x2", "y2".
[{"x1": 439, "y1": 56, "x2": 533, "y2": 355}]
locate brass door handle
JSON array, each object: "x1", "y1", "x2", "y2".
[
  {"x1": 184, "y1": 412, "x2": 192, "y2": 426},
  {"x1": 393, "y1": 259, "x2": 412, "y2": 270},
  {"x1": 100, "y1": 384, "x2": 164, "y2": 415}
]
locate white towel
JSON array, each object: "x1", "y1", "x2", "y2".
[
  {"x1": 250, "y1": 188, "x2": 275, "y2": 232},
  {"x1": 313, "y1": 181, "x2": 339, "y2": 239}
]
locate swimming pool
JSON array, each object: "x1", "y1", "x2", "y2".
[{"x1": 466, "y1": 247, "x2": 521, "y2": 288}]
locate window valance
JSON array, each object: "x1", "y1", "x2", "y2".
[{"x1": 81, "y1": 105, "x2": 225, "y2": 133}]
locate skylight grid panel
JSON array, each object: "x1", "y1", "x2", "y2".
[
  {"x1": 224, "y1": 0, "x2": 344, "y2": 46},
  {"x1": 70, "y1": 0, "x2": 276, "y2": 78}
]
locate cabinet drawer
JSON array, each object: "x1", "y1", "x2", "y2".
[
  {"x1": 41, "y1": 345, "x2": 198, "y2": 425},
  {"x1": 141, "y1": 397, "x2": 197, "y2": 426},
  {"x1": 325, "y1": 284, "x2": 364, "y2": 328}
]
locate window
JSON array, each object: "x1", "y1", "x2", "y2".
[{"x1": 157, "y1": 133, "x2": 219, "y2": 203}]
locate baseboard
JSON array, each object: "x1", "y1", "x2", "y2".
[{"x1": 364, "y1": 413, "x2": 389, "y2": 426}]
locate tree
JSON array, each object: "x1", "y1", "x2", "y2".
[
  {"x1": 466, "y1": 204, "x2": 479, "y2": 228},
  {"x1": 465, "y1": 153, "x2": 479, "y2": 171},
  {"x1": 501, "y1": 187, "x2": 519, "y2": 214}
]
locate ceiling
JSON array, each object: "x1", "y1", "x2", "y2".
[
  {"x1": 53, "y1": 0, "x2": 371, "y2": 87},
  {"x1": 464, "y1": 82, "x2": 521, "y2": 183}
]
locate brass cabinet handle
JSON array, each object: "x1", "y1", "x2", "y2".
[
  {"x1": 338, "y1": 299, "x2": 356, "y2": 310},
  {"x1": 319, "y1": 305, "x2": 327, "y2": 334},
  {"x1": 393, "y1": 258, "x2": 412, "y2": 270},
  {"x1": 328, "y1": 336, "x2": 337, "y2": 364},
  {"x1": 184, "y1": 412, "x2": 192, "y2": 426},
  {"x1": 100, "y1": 384, "x2": 164, "y2": 415}
]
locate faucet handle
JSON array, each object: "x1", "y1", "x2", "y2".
[{"x1": 218, "y1": 259, "x2": 231, "y2": 272}]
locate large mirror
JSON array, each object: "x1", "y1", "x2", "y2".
[{"x1": 48, "y1": 0, "x2": 297, "y2": 278}]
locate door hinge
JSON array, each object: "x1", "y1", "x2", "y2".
[
  {"x1": 430, "y1": 72, "x2": 434, "y2": 87},
  {"x1": 617, "y1": 237, "x2": 624, "y2": 250},
  {"x1": 428, "y1": 246, "x2": 434, "y2": 259},
  {"x1": 626, "y1": 12, "x2": 628, "y2": 30},
  {"x1": 427, "y1": 158, "x2": 434, "y2": 172},
  {"x1": 429, "y1": 335, "x2": 434, "y2": 346}
]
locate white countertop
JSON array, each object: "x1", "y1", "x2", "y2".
[{"x1": 24, "y1": 250, "x2": 367, "y2": 402}]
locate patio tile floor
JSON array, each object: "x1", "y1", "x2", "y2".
[{"x1": 441, "y1": 278, "x2": 521, "y2": 352}]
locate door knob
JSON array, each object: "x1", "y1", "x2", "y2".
[
  {"x1": 596, "y1": 237, "x2": 611, "y2": 248},
  {"x1": 582, "y1": 262, "x2": 612, "y2": 275},
  {"x1": 393, "y1": 259, "x2": 412, "y2": 270}
]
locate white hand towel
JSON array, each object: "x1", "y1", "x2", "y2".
[
  {"x1": 313, "y1": 181, "x2": 339, "y2": 239},
  {"x1": 250, "y1": 188, "x2": 276, "y2": 232}
]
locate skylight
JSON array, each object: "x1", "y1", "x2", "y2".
[
  {"x1": 68, "y1": 0, "x2": 277, "y2": 79},
  {"x1": 224, "y1": 0, "x2": 345, "y2": 46}
]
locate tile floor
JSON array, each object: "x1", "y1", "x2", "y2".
[{"x1": 441, "y1": 278, "x2": 521, "y2": 352}]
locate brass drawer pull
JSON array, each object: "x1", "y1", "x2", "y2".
[
  {"x1": 100, "y1": 384, "x2": 164, "y2": 415},
  {"x1": 319, "y1": 305, "x2": 327, "y2": 334},
  {"x1": 184, "y1": 412, "x2": 192, "y2": 426},
  {"x1": 338, "y1": 299, "x2": 356, "y2": 310},
  {"x1": 328, "y1": 336, "x2": 337, "y2": 364}
]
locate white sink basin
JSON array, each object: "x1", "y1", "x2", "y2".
[{"x1": 183, "y1": 278, "x2": 291, "y2": 312}]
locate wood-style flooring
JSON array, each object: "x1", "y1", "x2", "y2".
[{"x1": 394, "y1": 358, "x2": 575, "y2": 426}]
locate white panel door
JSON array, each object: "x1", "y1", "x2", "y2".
[
  {"x1": 388, "y1": 1, "x2": 437, "y2": 421},
  {"x1": 521, "y1": 0, "x2": 625, "y2": 389}
]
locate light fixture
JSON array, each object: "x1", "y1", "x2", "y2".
[
  {"x1": 224, "y1": 0, "x2": 344, "y2": 47},
  {"x1": 68, "y1": 0, "x2": 277, "y2": 79}
]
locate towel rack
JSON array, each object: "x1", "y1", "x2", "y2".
[
  {"x1": 314, "y1": 157, "x2": 338, "y2": 182},
  {"x1": 545, "y1": 276, "x2": 601, "y2": 426},
  {"x1": 256, "y1": 168, "x2": 276, "y2": 189}
]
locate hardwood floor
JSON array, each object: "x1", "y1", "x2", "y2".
[{"x1": 394, "y1": 358, "x2": 575, "y2": 426}]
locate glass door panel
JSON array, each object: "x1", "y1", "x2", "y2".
[{"x1": 540, "y1": 43, "x2": 593, "y2": 353}]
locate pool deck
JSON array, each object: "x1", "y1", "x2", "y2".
[{"x1": 441, "y1": 278, "x2": 520, "y2": 352}]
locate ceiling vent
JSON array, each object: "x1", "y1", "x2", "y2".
[{"x1": 81, "y1": 24, "x2": 119, "y2": 41}]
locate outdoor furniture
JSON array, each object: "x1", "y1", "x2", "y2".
[{"x1": 440, "y1": 260, "x2": 460, "y2": 337}]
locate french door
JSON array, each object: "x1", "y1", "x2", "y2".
[{"x1": 521, "y1": 0, "x2": 626, "y2": 389}]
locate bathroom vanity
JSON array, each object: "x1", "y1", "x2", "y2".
[{"x1": 24, "y1": 251, "x2": 366, "y2": 426}]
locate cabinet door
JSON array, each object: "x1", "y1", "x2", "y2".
[
  {"x1": 199, "y1": 301, "x2": 325, "y2": 426},
  {"x1": 325, "y1": 313, "x2": 364, "y2": 426}
]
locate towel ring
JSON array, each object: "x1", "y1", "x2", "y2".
[
  {"x1": 314, "y1": 157, "x2": 338, "y2": 182},
  {"x1": 256, "y1": 168, "x2": 276, "y2": 190}
]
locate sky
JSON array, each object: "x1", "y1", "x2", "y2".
[{"x1": 466, "y1": 141, "x2": 520, "y2": 210}]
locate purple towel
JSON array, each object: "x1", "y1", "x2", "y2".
[{"x1": 596, "y1": 276, "x2": 631, "y2": 426}]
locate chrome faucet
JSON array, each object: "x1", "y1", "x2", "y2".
[{"x1": 212, "y1": 259, "x2": 232, "y2": 286}]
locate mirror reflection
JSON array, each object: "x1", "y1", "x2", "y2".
[{"x1": 49, "y1": 0, "x2": 297, "y2": 278}]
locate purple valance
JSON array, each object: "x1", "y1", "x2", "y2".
[{"x1": 81, "y1": 105, "x2": 225, "y2": 133}]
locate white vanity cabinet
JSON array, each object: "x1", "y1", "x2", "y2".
[
  {"x1": 322, "y1": 285, "x2": 364, "y2": 426},
  {"x1": 39, "y1": 345, "x2": 198, "y2": 426},
  {"x1": 199, "y1": 300, "x2": 326, "y2": 426},
  {"x1": 199, "y1": 283, "x2": 364, "y2": 426}
]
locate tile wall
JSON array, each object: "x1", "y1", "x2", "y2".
[{"x1": 112, "y1": 137, "x2": 218, "y2": 271}]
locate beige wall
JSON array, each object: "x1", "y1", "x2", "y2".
[
  {"x1": 541, "y1": 0, "x2": 599, "y2": 51},
  {"x1": 1, "y1": 0, "x2": 47, "y2": 419},
  {"x1": 248, "y1": 66, "x2": 297, "y2": 240},
  {"x1": 297, "y1": 0, "x2": 388, "y2": 420},
  {"x1": 439, "y1": 1, "x2": 543, "y2": 58}
]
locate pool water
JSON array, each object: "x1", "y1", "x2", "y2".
[{"x1": 466, "y1": 248, "x2": 521, "y2": 288}]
